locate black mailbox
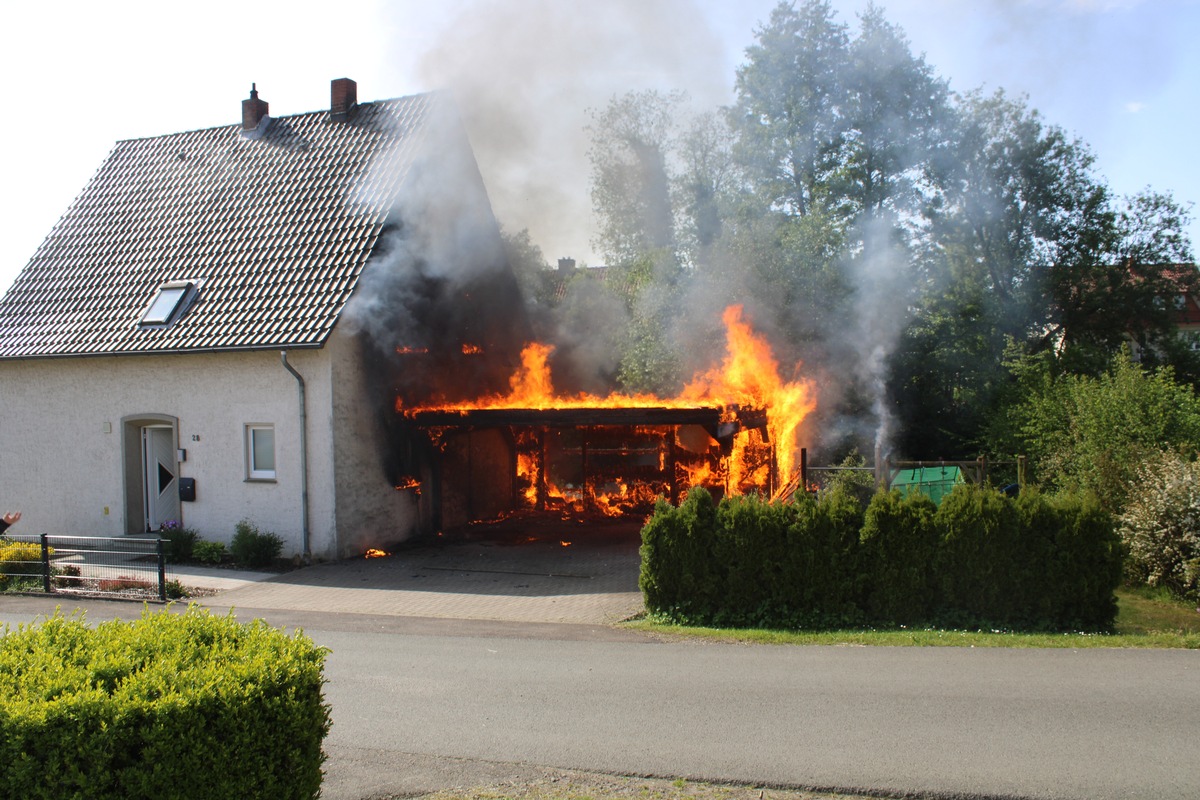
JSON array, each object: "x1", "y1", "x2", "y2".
[{"x1": 178, "y1": 477, "x2": 196, "y2": 502}]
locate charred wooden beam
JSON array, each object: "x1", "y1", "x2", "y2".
[
  {"x1": 407, "y1": 407, "x2": 727, "y2": 428},
  {"x1": 702, "y1": 405, "x2": 769, "y2": 447}
]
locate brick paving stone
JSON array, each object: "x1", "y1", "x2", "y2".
[{"x1": 195, "y1": 524, "x2": 646, "y2": 625}]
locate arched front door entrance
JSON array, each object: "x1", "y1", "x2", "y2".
[{"x1": 122, "y1": 415, "x2": 180, "y2": 533}]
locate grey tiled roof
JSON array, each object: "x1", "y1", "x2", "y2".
[{"x1": 0, "y1": 92, "x2": 439, "y2": 357}]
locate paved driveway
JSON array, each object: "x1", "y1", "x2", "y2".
[{"x1": 192, "y1": 519, "x2": 645, "y2": 625}]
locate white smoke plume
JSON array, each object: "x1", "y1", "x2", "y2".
[{"x1": 411, "y1": 0, "x2": 731, "y2": 268}]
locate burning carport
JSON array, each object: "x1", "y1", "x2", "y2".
[
  {"x1": 403, "y1": 404, "x2": 773, "y2": 533},
  {"x1": 380, "y1": 304, "x2": 816, "y2": 543}
]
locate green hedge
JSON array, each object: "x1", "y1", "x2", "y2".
[
  {"x1": 640, "y1": 484, "x2": 1123, "y2": 631},
  {"x1": 0, "y1": 606, "x2": 331, "y2": 800},
  {"x1": 859, "y1": 489, "x2": 938, "y2": 624}
]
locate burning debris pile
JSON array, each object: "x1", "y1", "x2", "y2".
[{"x1": 395, "y1": 305, "x2": 816, "y2": 529}]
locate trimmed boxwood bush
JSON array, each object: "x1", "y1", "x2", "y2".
[
  {"x1": 0, "y1": 606, "x2": 331, "y2": 799},
  {"x1": 640, "y1": 487, "x2": 868, "y2": 628},
  {"x1": 640, "y1": 489, "x2": 722, "y2": 622},
  {"x1": 712, "y1": 495, "x2": 789, "y2": 624},
  {"x1": 1043, "y1": 492, "x2": 1123, "y2": 630},
  {"x1": 640, "y1": 482, "x2": 1123, "y2": 632}
]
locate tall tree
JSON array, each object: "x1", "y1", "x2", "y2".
[
  {"x1": 587, "y1": 90, "x2": 683, "y2": 269},
  {"x1": 1109, "y1": 192, "x2": 1200, "y2": 385},
  {"x1": 894, "y1": 89, "x2": 1196, "y2": 456},
  {"x1": 730, "y1": 0, "x2": 850, "y2": 219},
  {"x1": 926, "y1": 90, "x2": 1114, "y2": 346},
  {"x1": 841, "y1": 3, "x2": 950, "y2": 222},
  {"x1": 674, "y1": 111, "x2": 735, "y2": 272}
]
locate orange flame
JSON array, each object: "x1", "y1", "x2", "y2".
[
  {"x1": 462, "y1": 343, "x2": 483, "y2": 354},
  {"x1": 517, "y1": 451, "x2": 540, "y2": 505},
  {"x1": 365, "y1": 548, "x2": 388, "y2": 559},
  {"x1": 677, "y1": 459, "x2": 717, "y2": 489},
  {"x1": 678, "y1": 305, "x2": 815, "y2": 483},
  {"x1": 395, "y1": 477, "x2": 421, "y2": 495},
  {"x1": 405, "y1": 305, "x2": 816, "y2": 500},
  {"x1": 396, "y1": 346, "x2": 429, "y2": 355}
]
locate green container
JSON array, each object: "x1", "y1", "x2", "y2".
[{"x1": 890, "y1": 466, "x2": 963, "y2": 506}]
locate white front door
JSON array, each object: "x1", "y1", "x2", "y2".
[{"x1": 143, "y1": 426, "x2": 180, "y2": 531}]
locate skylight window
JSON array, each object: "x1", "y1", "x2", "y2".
[{"x1": 139, "y1": 280, "x2": 199, "y2": 327}]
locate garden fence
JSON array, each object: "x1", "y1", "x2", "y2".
[{"x1": 0, "y1": 534, "x2": 169, "y2": 601}]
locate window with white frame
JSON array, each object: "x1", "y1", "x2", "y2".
[{"x1": 245, "y1": 424, "x2": 276, "y2": 480}]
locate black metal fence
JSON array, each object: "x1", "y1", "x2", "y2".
[{"x1": 0, "y1": 534, "x2": 169, "y2": 602}]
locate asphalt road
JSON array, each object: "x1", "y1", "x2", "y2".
[{"x1": 4, "y1": 596, "x2": 1198, "y2": 800}]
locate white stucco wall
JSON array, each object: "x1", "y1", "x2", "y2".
[
  {"x1": 0, "y1": 339, "x2": 420, "y2": 560},
  {"x1": 0, "y1": 349, "x2": 334, "y2": 558}
]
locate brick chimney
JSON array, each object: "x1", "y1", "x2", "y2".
[
  {"x1": 241, "y1": 83, "x2": 269, "y2": 131},
  {"x1": 331, "y1": 78, "x2": 357, "y2": 121}
]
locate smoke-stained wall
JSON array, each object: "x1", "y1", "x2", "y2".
[{"x1": 343, "y1": 94, "x2": 532, "y2": 411}]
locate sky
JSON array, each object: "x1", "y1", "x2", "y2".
[{"x1": 1, "y1": 0, "x2": 1197, "y2": 297}]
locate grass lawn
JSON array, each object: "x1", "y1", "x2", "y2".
[{"x1": 623, "y1": 587, "x2": 1200, "y2": 648}]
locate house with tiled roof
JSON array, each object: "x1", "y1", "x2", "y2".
[
  {"x1": 549, "y1": 259, "x2": 639, "y2": 303},
  {"x1": 1164, "y1": 266, "x2": 1200, "y2": 352},
  {"x1": 0, "y1": 79, "x2": 525, "y2": 560},
  {"x1": 1127, "y1": 263, "x2": 1200, "y2": 362}
]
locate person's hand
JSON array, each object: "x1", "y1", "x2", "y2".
[{"x1": 2, "y1": 512, "x2": 20, "y2": 526}]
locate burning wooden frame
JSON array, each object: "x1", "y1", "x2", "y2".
[
  {"x1": 402, "y1": 404, "x2": 774, "y2": 531},
  {"x1": 388, "y1": 305, "x2": 815, "y2": 534}
]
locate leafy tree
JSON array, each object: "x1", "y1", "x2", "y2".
[
  {"x1": 924, "y1": 90, "x2": 1113, "y2": 348},
  {"x1": 502, "y1": 227, "x2": 551, "y2": 302},
  {"x1": 730, "y1": 0, "x2": 850, "y2": 219},
  {"x1": 841, "y1": 3, "x2": 950, "y2": 222},
  {"x1": 892, "y1": 88, "x2": 1196, "y2": 456},
  {"x1": 726, "y1": 1, "x2": 957, "y2": 459},
  {"x1": 887, "y1": 291, "x2": 1011, "y2": 458},
  {"x1": 674, "y1": 111, "x2": 736, "y2": 271},
  {"x1": 721, "y1": 204, "x2": 849, "y2": 349},
  {"x1": 615, "y1": 278, "x2": 683, "y2": 395},
  {"x1": 1051, "y1": 191, "x2": 1197, "y2": 372},
  {"x1": 585, "y1": 91, "x2": 692, "y2": 393},
  {"x1": 587, "y1": 90, "x2": 683, "y2": 269},
  {"x1": 998, "y1": 350, "x2": 1200, "y2": 511},
  {"x1": 1110, "y1": 193, "x2": 1200, "y2": 383}
]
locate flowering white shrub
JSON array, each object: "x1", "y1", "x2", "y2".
[{"x1": 1118, "y1": 451, "x2": 1200, "y2": 602}]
